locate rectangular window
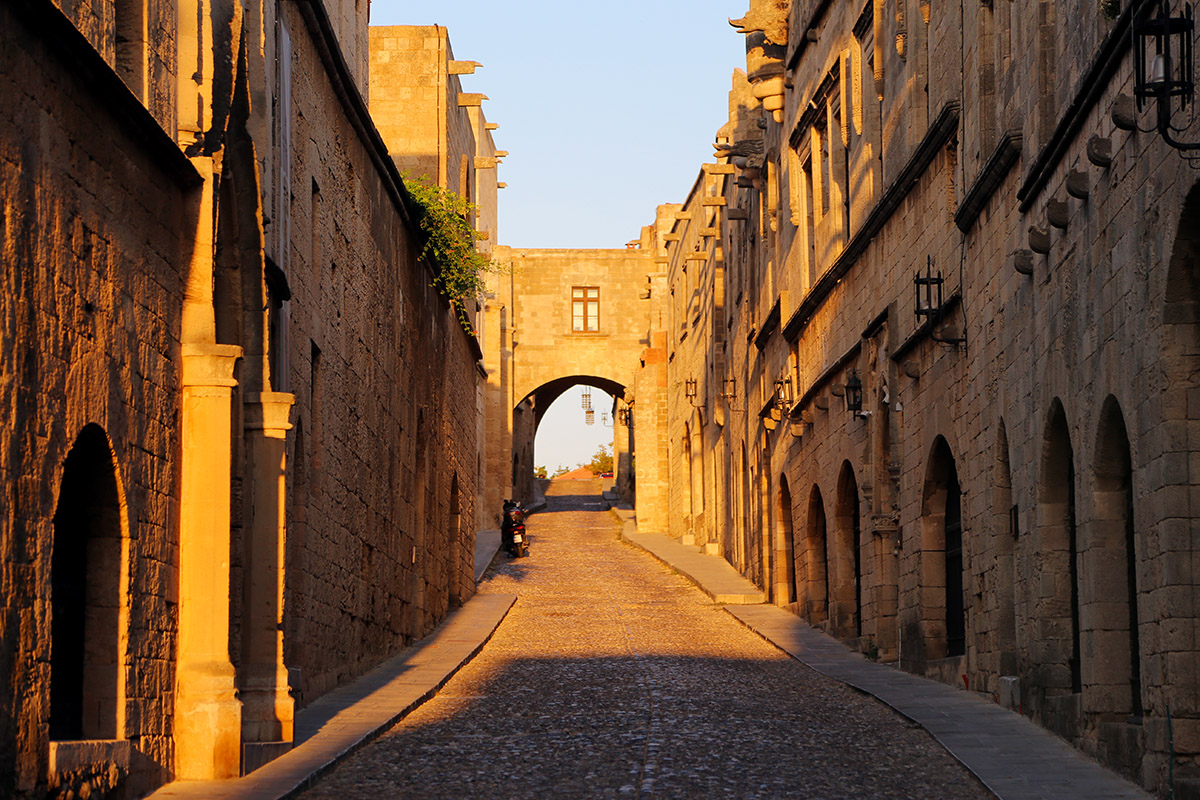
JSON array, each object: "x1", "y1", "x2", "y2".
[{"x1": 572, "y1": 286, "x2": 599, "y2": 331}]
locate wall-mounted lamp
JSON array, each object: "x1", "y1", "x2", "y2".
[
  {"x1": 617, "y1": 407, "x2": 631, "y2": 426},
  {"x1": 844, "y1": 370, "x2": 864, "y2": 415},
  {"x1": 913, "y1": 256, "x2": 966, "y2": 346},
  {"x1": 773, "y1": 377, "x2": 794, "y2": 409},
  {"x1": 722, "y1": 377, "x2": 737, "y2": 400},
  {"x1": 1134, "y1": 0, "x2": 1200, "y2": 152},
  {"x1": 685, "y1": 377, "x2": 698, "y2": 406}
]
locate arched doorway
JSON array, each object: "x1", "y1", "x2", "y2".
[
  {"x1": 833, "y1": 463, "x2": 862, "y2": 640},
  {"x1": 1089, "y1": 396, "x2": 1142, "y2": 720},
  {"x1": 775, "y1": 475, "x2": 797, "y2": 606},
  {"x1": 920, "y1": 436, "x2": 965, "y2": 662},
  {"x1": 50, "y1": 425, "x2": 128, "y2": 741},
  {"x1": 805, "y1": 485, "x2": 829, "y2": 624},
  {"x1": 1038, "y1": 400, "x2": 1081, "y2": 696}
]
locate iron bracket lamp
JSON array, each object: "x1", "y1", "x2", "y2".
[
  {"x1": 844, "y1": 370, "x2": 868, "y2": 418},
  {"x1": 616, "y1": 407, "x2": 631, "y2": 427},
  {"x1": 773, "y1": 377, "x2": 794, "y2": 410},
  {"x1": 685, "y1": 377, "x2": 699, "y2": 407},
  {"x1": 1134, "y1": 0, "x2": 1200, "y2": 152},
  {"x1": 722, "y1": 377, "x2": 745, "y2": 411},
  {"x1": 914, "y1": 257, "x2": 966, "y2": 346}
]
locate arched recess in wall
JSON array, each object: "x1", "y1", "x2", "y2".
[
  {"x1": 920, "y1": 436, "x2": 965, "y2": 662},
  {"x1": 775, "y1": 475, "x2": 797, "y2": 606},
  {"x1": 991, "y1": 420, "x2": 1018, "y2": 678},
  {"x1": 1038, "y1": 399, "x2": 1082, "y2": 696},
  {"x1": 832, "y1": 462, "x2": 863, "y2": 640},
  {"x1": 1159, "y1": 179, "x2": 1200, "y2": 721},
  {"x1": 682, "y1": 422, "x2": 695, "y2": 524},
  {"x1": 50, "y1": 424, "x2": 129, "y2": 742},
  {"x1": 738, "y1": 443, "x2": 750, "y2": 572},
  {"x1": 1088, "y1": 396, "x2": 1142, "y2": 719},
  {"x1": 805, "y1": 485, "x2": 829, "y2": 624}
]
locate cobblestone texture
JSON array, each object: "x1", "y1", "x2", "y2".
[{"x1": 299, "y1": 480, "x2": 994, "y2": 799}]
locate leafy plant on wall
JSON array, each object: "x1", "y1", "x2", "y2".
[{"x1": 403, "y1": 173, "x2": 500, "y2": 335}]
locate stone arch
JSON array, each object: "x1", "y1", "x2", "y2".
[
  {"x1": 50, "y1": 424, "x2": 129, "y2": 742},
  {"x1": 1086, "y1": 396, "x2": 1142, "y2": 719},
  {"x1": 775, "y1": 474, "x2": 797, "y2": 606},
  {"x1": 1037, "y1": 399, "x2": 1081, "y2": 696},
  {"x1": 832, "y1": 462, "x2": 862, "y2": 640},
  {"x1": 805, "y1": 485, "x2": 829, "y2": 624},
  {"x1": 920, "y1": 436, "x2": 965, "y2": 663},
  {"x1": 991, "y1": 419, "x2": 1018, "y2": 681},
  {"x1": 519, "y1": 376, "x2": 626, "y2": 476}
]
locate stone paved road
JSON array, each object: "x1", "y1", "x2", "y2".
[{"x1": 298, "y1": 481, "x2": 994, "y2": 800}]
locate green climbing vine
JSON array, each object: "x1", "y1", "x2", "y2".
[{"x1": 403, "y1": 173, "x2": 498, "y2": 334}]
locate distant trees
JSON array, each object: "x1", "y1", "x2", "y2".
[{"x1": 584, "y1": 444, "x2": 613, "y2": 475}]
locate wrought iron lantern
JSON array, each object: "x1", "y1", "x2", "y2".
[
  {"x1": 722, "y1": 377, "x2": 737, "y2": 400},
  {"x1": 914, "y1": 256, "x2": 945, "y2": 323},
  {"x1": 1134, "y1": 0, "x2": 1200, "y2": 151},
  {"x1": 844, "y1": 370, "x2": 864, "y2": 414},
  {"x1": 685, "y1": 378, "x2": 697, "y2": 399},
  {"x1": 773, "y1": 377, "x2": 794, "y2": 409},
  {"x1": 616, "y1": 407, "x2": 631, "y2": 426},
  {"x1": 913, "y1": 256, "x2": 966, "y2": 346}
]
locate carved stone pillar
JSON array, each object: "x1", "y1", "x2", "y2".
[
  {"x1": 239, "y1": 392, "x2": 295, "y2": 757},
  {"x1": 174, "y1": 343, "x2": 243, "y2": 780}
]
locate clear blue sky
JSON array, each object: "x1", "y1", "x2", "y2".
[
  {"x1": 370, "y1": 0, "x2": 748, "y2": 248},
  {"x1": 370, "y1": 1, "x2": 747, "y2": 472}
]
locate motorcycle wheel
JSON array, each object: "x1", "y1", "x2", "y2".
[{"x1": 520, "y1": 543, "x2": 529, "y2": 558}]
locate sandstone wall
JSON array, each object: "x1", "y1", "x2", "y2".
[
  {"x1": 279, "y1": 3, "x2": 479, "y2": 706},
  {"x1": 0, "y1": 2, "x2": 194, "y2": 793},
  {"x1": 655, "y1": 1, "x2": 1200, "y2": 793}
]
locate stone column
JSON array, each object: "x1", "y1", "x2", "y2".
[
  {"x1": 239, "y1": 392, "x2": 295, "y2": 756},
  {"x1": 175, "y1": 343, "x2": 243, "y2": 780}
]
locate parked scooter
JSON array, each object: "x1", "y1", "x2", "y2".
[{"x1": 501, "y1": 499, "x2": 528, "y2": 558}]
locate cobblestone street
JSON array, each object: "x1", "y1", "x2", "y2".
[{"x1": 298, "y1": 481, "x2": 994, "y2": 800}]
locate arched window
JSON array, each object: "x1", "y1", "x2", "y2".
[{"x1": 50, "y1": 425, "x2": 127, "y2": 741}]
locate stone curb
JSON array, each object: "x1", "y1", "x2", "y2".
[
  {"x1": 147, "y1": 593, "x2": 517, "y2": 800},
  {"x1": 617, "y1": 526, "x2": 765, "y2": 605},
  {"x1": 724, "y1": 605, "x2": 1152, "y2": 800}
]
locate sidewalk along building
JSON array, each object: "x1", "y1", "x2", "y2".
[
  {"x1": 0, "y1": 0, "x2": 489, "y2": 796},
  {"x1": 640, "y1": 0, "x2": 1200, "y2": 795}
]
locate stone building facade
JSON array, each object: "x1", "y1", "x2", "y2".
[
  {"x1": 481, "y1": 246, "x2": 653, "y2": 515},
  {"x1": 1, "y1": 1, "x2": 487, "y2": 797},
  {"x1": 647, "y1": 0, "x2": 1200, "y2": 794}
]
